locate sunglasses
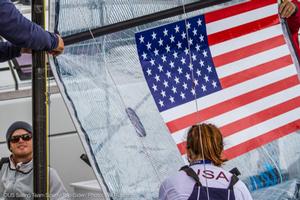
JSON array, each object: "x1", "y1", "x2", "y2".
[{"x1": 10, "y1": 133, "x2": 32, "y2": 143}]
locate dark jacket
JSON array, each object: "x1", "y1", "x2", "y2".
[
  {"x1": 287, "y1": 0, "x2": 300, "y2": 57},
  {"x1": 0, "y1": 0, "x2": 58, "y2": 62}
]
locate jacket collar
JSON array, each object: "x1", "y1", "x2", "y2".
[
  {"x1": 9, "y1": 156, "x2": 33, "y2": 174},
  {"x1": 189, "y1": 160, "x2": 212, "y2": 166}
]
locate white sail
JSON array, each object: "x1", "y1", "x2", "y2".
[{"x1": 49, "y1": 0, "x2": 300, "y2": 199}]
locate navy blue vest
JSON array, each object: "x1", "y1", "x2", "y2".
[{"x1": 180, "y1": 162, "x2": 238, "y2": 200}]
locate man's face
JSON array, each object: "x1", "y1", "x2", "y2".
[{"x1": 9, "y1": 129, "x2": 33, "y2": 159}]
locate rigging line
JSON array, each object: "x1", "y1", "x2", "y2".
[
  {"x1": 76, "y1": 5, "x2": 163, "y2": 186},
  {"x1": 181, "y1": 1, "x2": 210, "y2": 199}
]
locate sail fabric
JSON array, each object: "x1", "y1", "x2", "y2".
[
  {"x1": 136, "y1": 0, "x2": 300, "y2": 161},
  {"x1": 50, "y1": 1, "x2": 203, "y2": 199},
  {"x1": 50, "y1": 0, "x2": 300, "y2": 199}
]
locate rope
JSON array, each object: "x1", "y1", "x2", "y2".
[{"x1": 180, "y1": 1, "x2": 210, "y2": 200}]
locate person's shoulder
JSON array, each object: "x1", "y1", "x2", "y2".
[
  {"x1": 161, "y1": 168, "x2": 191, "y2": 189},
  {"x1": 234, "y1": 179, "x2": 248, "y2": 189},
  {"x1": 48, "y1": 167, "x2": 62, "y2": 179},
  {"x1": 233, "y1": 179, "x2": 253, "y2": 200},
  {"x1": 0, "y1": 157, "x2": 9, "y2": 173},
  {"x1": 163, "y1": 170, "x2": 186, "y2": 183},
  {"x1": 0, "y1": 157, "x2": 9, "y2": 168},
  {"x1": 48, "y1": 167, "x2": 66, "y2": 188}
]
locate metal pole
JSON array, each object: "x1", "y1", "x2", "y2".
[
  {"x1": 63, "y1": 0, "x2": 231, "y2": 45},
  {"x1": 32, "y1": 0, "x2": 49, "y2": 199}
]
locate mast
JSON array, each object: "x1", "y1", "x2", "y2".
[{"x1": 32, "y1": 0, "x2": 49, "y2": 198}]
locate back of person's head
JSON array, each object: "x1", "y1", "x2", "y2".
[{"x1": 186, "y1": 123, "x2": 227, "y2": 166}]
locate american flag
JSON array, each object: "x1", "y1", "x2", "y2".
[{"x1": 135, "y1": 0, "x2": 300, "y2": 160}]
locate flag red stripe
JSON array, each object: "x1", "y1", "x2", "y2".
[
  {"x1": 213, "y1": 35, "x2": 285, "y2": 67},
  {"x1": 177, "y1": 120, "x2": 300, "y2": 156},
  {"x1": 221, "y1": 96, "x2": 300, "y2": 137},
  {"x1": 205, "y1": 0, "x2": 276, "y2": 23},
  {"x1": 167, "y1": 75, "x2": 299, "y2": 133},
  {"x1": 224, "y1": 119, "x2": 300, "y2": 159},
  {"x1": 207, "y1": 15, "x2": 279, "y2": 46},
  {"x1": 220, "y1": 55, "x2": 293, "y2": 88},
  {"x1": 177, "y1": 141, "x2": 187, "y2": 155}
]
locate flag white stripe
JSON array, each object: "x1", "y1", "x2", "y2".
[
  {"x1": 206, "y1": 4, "x2": 277, "y2": 35},
  {"x1": 182, "y1": 155, "x2": 189, "y2": 164},
  {"x1": 172, "y1": 128, "x2": 189, "y2": 144},
  {"x1": 210, "y1": 24, "x2": 283, "y2": 57},
  {"x1": 216, "y1": 45, "x2": 290, "y2": 79},
  {"x1": 161, "y1": 66, "x2": 297, "y2": 122},
  {"x1": 208, "y1": 84, "x2": 300, "y2": 127},
  {"x1": 171, "y1": 84, "x2": 300, "y2": 144},
  {"x1": 224, "y1": 107, "x2": 300, "y2": 149}
]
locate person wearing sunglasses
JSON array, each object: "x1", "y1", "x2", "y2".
[{"x1": 0, "y1": 121, "x2": 68, "y2": 199}]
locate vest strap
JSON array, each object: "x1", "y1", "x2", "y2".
[
  {"x1": 180, "y1": 165, "x2": 202, "y2": 187},
  {"x1": 0, "y1": 157, "x2": 9, "y2": 171},
  {"x1": 228, "y1": 174, "x2": 239, "y2": 190}
]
